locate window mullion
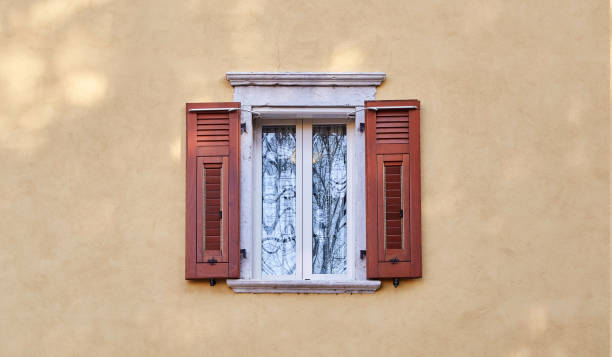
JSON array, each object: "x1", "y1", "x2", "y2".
[
  {"x1": 301, "y1": 120, "x2": 313, "y2": 279},
  {"x1": 293, "y1": 120, "x2": 303, "y2": 280}
]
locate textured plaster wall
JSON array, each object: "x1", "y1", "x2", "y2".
[{"x1": 0, "y1": 1, "x2": 608, "y2": 356}]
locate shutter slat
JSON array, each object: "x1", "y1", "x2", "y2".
[
  {"x1": 196, "y1": 114, "x2": 232, "y2": 120},
  {"x1": 375, "y1": 139, "x2": 410, "y2": 145},
  {"x1": 198, "y1": 124, "x2": 230, "y2": 130},
  {"x1": 197, "y1": 136, "x2": 229, "y2": 141},
  {"x1": 375, "y1": 111, "x2": 411, "y2": 117},
  {"x1": 377, "y1": 133, "x2": 408, "y2": 139},
  {"x1": 197, "y1": 119, "x2": 230, "y2": 125},
  {"x1": 197, "y1": 140, "x2": 229, "y2": 144},
  {"x1": 375, "y1": 122, "x2": 409, "y2": 128},
  {"x1": 375, "y1": 116, "x2": 410, "y2": 121},
  {"x1": 197, "y1": 130, "x2": 229, "y2": 136},
  {"x1": 376, "y1": 127, "x2": 409, "y2": 134}
]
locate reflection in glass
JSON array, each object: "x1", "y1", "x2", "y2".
[
  {"x1": 262, "y1": 126, "x2": 297, "y2": 276},
  {"x1": 312, "y1": 125, "x2": 347, "y2": 274}
]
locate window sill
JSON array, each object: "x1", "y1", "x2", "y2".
[{"x1": 227, "y1": 279, "x2": 381, "y2": 294}]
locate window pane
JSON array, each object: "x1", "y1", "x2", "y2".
[
  {"x1": 262, "y1": 126, "x2": 297, "y2": 276},
  {"x1": 312, "y1": 125, "x2": 347, "y2": 274}
]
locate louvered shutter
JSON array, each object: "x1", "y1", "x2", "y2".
[
  {"x1": 365, "y1": 100, "x2": 421, "y2": 279},
  {"x1": 186, "y1": 102, "x2": 240, "y2": 279}
]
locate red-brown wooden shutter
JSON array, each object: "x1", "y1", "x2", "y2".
[
  {"x1": 365, "y1": 100, "x2": 421, "y2": 279},
  {"x1": 186, "y1": 102, "x2": 240, "y2": 279}
]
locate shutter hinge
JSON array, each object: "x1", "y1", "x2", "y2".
[
  {"x1": 360, "y1": 250, "x2": 366, "y2": 259},
  {"x1": 389, "y1": 257, "x2": 400, "y2": 264},
  {"x1": 240, "y1": 249, "x2": 247, "y2": 259},
  {"x1": 207, "y1": 258, "x2": 218, "y2": 265},
  {"x1": 219, "y1": 210, "x2": 222, "y2": 219},
  {"x1": 359, "y1": 122, "x2": 365, "y2": 132},
  {"x1": 399, "y1": 209, "x2": 403, "y2": 218},
  {"x1": 240, "y1": 122, "x2": 247, "y2": 133},
  {"x1": 393, "y1": 278, "x2": 400, "y2": 288}
]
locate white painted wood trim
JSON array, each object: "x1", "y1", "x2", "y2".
[
  {"x1": 227, "y1": 279, "x2": 381, "y2": 294},
  {"x1": 226, "y1": 72, "x2": 386, "y2": 87}
]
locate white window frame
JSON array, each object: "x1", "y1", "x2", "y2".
[
  {"x1": 302, "y1": 118, "x2": 354, "y2": 281},
  {"x1": 253, "y1": 118, "x2": 354, "y2": 281},
  {"x1": 253, "y1": 119, "x2": 304, "y2": 281},
  {"x1": 225, "y1": 72, "x2": 385, "y2": 293}
]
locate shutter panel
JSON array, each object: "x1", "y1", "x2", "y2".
[
  {"x1": 186, "y1": 102, "x2": 240, "y2": 279},
  {"x1": 365, "y1": 100, "x2": 421, "y2": 280}
]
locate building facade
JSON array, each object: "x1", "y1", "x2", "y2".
[{"x1": 0, "y1": 0, "x2": 609, "y2": 356}]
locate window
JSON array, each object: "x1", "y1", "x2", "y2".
[
  {"x1": 253, "y1": 119, "x2": 354, "y2": 280},
  {"x1": 185, "y1": 73, "x2": 421, "y2": 293}
]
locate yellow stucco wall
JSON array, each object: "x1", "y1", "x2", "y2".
[{"x1": 0, "y1": 1, "x2": 609, "y2": 356}]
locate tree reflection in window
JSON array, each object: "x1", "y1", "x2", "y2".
[
  {"x1": 312, "y1": 125, "x2": 347, "y2": 274},
  {"x1": 262, "y1": 126, "x2": 297, "y2": 276}
]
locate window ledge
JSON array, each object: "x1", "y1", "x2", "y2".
[{"x1": 227, "y1": 279, "x2": 381, "y2": 294}]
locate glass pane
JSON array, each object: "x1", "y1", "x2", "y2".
[
  {"x1": 312, "y1": 125, "x2": 347, "y2": 274},
  {"x1": 262, "y1": 126, "x2": 297, "y2": 276}
]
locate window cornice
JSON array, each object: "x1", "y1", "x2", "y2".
[{"x1": 226, "y1": 72, "x2": 386, "y2": 87}]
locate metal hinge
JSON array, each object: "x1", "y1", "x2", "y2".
[
  {"x1": 389, "y1": 257, "x2": 400, "y2": 264},
  {"x1": 207, "y1": 258, "x2": 218, "y2": 265},
  {"x1": 219, "y1": 210, "x2": 222, "y2": 219},
  {"x1": 399, "y1": 209, "x2": 403, "y2": 218}
]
